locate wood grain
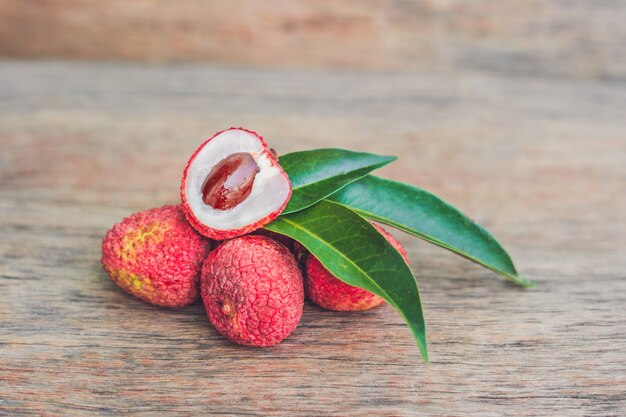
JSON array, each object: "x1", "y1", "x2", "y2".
[
  {"x1": 0, "y1": 60, "x2": 625, "y2": 416},
  {"x1": 1, "y1": 1, "x2": 625, "y2": 79}
]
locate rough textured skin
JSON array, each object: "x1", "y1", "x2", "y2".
[
  {"x1": 253, "y1": 229, "x2": 295, "y2": 252},
  {"x1": 201, "y1": 235, "x2": 304, "y2": 347},
  {"x1": 101, "y1": 205, "x2": 211, "y2": 307},
  {"x1": 305, "y1": 223, "x2": 409, "y2": 311},
  {"x1": 180, "y1": 127, "x2": 292, "y2": 240}
]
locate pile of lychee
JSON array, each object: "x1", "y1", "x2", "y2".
[{"x1": 102, "y1": 128, "x2": 408, "y2": 347}]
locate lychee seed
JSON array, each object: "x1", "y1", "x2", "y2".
[{"x1": 201, "y1": 152, "x2": 260, "y2": 210}]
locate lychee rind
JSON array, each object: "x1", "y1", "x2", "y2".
[
  {"x1": 180, "y1": 127, "x2": 292, "y2": 240},
  {"x1": 201, "y1": 235, "x2": 304, "y2": 347},
  {"x1": 305, "y1": 223, "x2": 409, "y2": 311},
  {"x1": 101, "y1": 205, "x2": 212, "y2": 307},
  {"x1": 253, "y1": 229, "x2": 295, "y2": 252}
]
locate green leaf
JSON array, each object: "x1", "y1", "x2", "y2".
[
  {"x1": 327, "y1": 176, "x2": 534, "y2": 288},
  {"x1": 279, "y1": 149, "x2": 396, "y2": 214},
  {"x1": 266, "y1": 200, "x2": 428, "y2": 362}
]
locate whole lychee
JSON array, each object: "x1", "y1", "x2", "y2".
[
  {"x1": 201, "y1": 235, "x2": 304, "y2": 347},
  {"x1": 101, "y1": 205, "x2": 211, "y2": 307},
  {"x1": 181, "y1": 128, "x2": 292, "y2": 240},
  {"x1": 305, "y1": 223, "x2": 409, "y2": 311}
]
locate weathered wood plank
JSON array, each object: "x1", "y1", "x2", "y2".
[
  {"x1": 0, "y1": 61, "x2": 625, "y2": 416},
  {"x1": 0, "y1": 1, "x2": 626, "y2": 79}
]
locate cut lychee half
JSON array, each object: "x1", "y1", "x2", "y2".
[{"x1": 181, "y1": 128, "x2": 292, "y2": 240}]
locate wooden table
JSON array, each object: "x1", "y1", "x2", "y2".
[{"x1": 1, "y1": 60, "x2": 624, "y2": 416}]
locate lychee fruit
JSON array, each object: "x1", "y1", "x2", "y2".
[
  {"x1": 201, "y1": 235, "x2": 304, "y2": 347},
  {"x1": 101, "y1": 205, "x2": 212, "y2": 307},
  {"x1": 305, "y1": 223, "x2": 409, "y2": 311},
  {"x1": 181, "y1": 128, "x2": 292, "y2": 240}
]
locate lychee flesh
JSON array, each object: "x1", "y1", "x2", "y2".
[
  {"x1": 305, "y1": 223, "x2": 409, "y2": 311},
  {"x1": 101, "y1": 205, "x2": 211, "y2": 307},
  {"x1": 181, "y1": 128, "x2": 292, "y2": 240},
  {"x1": 201, "y1": 235, "x2": 304, "y2": 347}
]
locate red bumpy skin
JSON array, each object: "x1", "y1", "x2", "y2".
[
  {"x1": 101, "y1": 205, "x2": 212, "y2": 307},
  {"x1": 305, "y1": 224, "x2": 409, "y2": 311},
  {"x1": 180, "y1": 127, "x2": 292, "y2": 240},
  {"x1": 253, "y1": 229, "x2": 295, "y2": 252},
  {"x1": 201, "y1": 235, "x2": 304, "y2": 347}
]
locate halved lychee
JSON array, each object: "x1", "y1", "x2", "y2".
[{"x1": 181, "y1": 128, "x2": 292, "y2": 240}]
